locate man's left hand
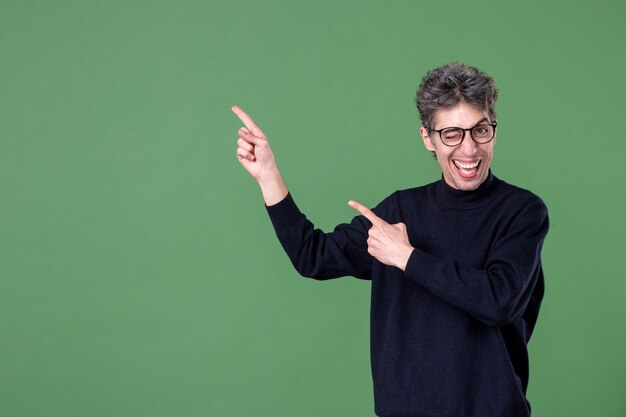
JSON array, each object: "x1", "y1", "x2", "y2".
[{"x1": 348, "y1": 200, "x2": 414, "y2": 271}]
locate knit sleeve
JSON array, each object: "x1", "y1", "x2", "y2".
[
  {"x1": 265, "y1": 193, "x2": 380, "y2": 280},
  {"x1": 404, "y1": 201, "x2": 549, "y2": 327}
]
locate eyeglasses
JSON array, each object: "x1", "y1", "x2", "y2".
[{"x1": 429, "y1": 122, "x2": 497, "y2": 147}]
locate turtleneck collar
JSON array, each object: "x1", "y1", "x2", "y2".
[{"x1": 433, "y1": 170, "x2": 500, "y2": 211}]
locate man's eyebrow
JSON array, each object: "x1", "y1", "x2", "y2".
[
  {"x1": 473, "y1": 117, "x2": 489, "y2": 126},
  {"x1": 438, "y1": 117, "x2": 491, "y2": 129}
]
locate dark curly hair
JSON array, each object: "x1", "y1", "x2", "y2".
[{"x1": 415, "y1": 62, "x2": 499, "y2": 130}]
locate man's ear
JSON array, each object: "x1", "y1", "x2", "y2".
[{"x1": 420, "y1": 126, "x2": 436, "y2": 152}]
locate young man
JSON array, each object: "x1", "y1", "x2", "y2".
[{"x1": 232, "y1": 62, "x2": 549, "y2": 417}]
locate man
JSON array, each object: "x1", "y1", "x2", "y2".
[{"x1": 232, "y1": 62, "x2": 549, "y2": 416}]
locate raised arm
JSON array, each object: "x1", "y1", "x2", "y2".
[
  {"x1": 232, "y1": 105, "x2": 288, "y2": 206},
  {"x1": 232, "y1": 105, "x2": 377, "y2": 280}
]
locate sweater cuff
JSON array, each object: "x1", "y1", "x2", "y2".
[
  {"x1": 404, "y1": 247, "x2": 436, "y2": 283},
  {"x1": 264, "y1": 192, "x2": 305, "y2": 229}
]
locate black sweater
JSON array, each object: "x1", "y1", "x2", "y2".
[{"x1": 265, "y1": 172, "x2": 549, "y2": 417}]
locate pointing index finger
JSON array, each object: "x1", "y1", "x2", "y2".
[
  {"x1": 231, "y1": 105, "x2": 265, "y2": 138},
  {"x1": 348, "y1": 200, "x2": 383, "y2": 225}
]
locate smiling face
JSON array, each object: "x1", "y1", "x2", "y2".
[{"x1": 420, "y1": 101, "x2": 495, "y2": 191}]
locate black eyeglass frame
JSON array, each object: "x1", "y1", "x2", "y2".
[{"x1": 428, "y1": 122, "x2": 498, "y2": 147}]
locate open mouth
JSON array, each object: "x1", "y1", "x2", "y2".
[{"x1": 453, "y1": 159, "x2": 481, "y2": 179}]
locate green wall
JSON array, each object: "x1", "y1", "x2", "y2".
[{"x1": 1, "y1": 0, "x2": 624, "y2": 416}]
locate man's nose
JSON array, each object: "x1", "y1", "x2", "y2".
[{"x1": 459, "y1": 131, "x2": 478, "y2": 155}]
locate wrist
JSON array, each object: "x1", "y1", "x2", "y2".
[
  {"x1": 397, "y1": 246, "x2": 414, "y2": 271},
  {"x1": 257, "y1": 166, "x2": 282, "y2": 187},
  {"x1": 258, "y1": 168, "x2": 288, "y2": 206}
]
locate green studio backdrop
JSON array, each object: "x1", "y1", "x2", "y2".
[{"x1": 1, "y1": 0, "x2": 624, "y2": 416}]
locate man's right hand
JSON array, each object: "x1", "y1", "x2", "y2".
[
  {"x1": 232, "y1": 105, "x2": 288, "y2": 205},
  {"x1": 232, "y1": 105, "x2": 277, "y2": 181}
]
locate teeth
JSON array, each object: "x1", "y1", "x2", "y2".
[{"x1": 454, "y1": 160, "x2": 480, "y2": 169}]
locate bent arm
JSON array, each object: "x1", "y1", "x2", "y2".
[
  {"x1": 404, "y1": 203, "x2": 549, "y2": 326},
  {"x1": 232, "y1": 105, "x2": 376, "y2": 280}
]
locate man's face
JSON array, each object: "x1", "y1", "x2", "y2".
[{"x1": 419, "y1": 101, "x2": 495, "y2": 191}]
